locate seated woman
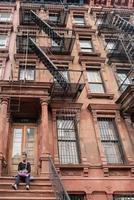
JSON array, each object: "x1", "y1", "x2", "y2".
[{"x1": 12, "y1": 152, "x2": 31, "y2": 190}]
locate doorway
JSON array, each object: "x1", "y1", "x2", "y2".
[{"x1": 9, "y1": 124, "x2": 38, "y2": 175}]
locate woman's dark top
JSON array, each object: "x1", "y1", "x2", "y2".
[{"x1": 18, "y1": 162, "x2": 31, "y2": 173}]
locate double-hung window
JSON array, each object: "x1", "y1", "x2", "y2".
[
  {"x1": 57, "y1": 118, "x2": 80, "y2": 164},
  {"x1": 73, "y1": 15, "x2": 85, "y2": 25},
  {"x1": 116, "y1": 70, "x2": 131, "y2": 91},
  {"x1": 19, "y1": 65, "x2": 35, "y2": 81},
  {"x1": 87, "y1": 69, "x2": 105, "y2": 93},
  {"x1": 0, "y1": 12, "x2": 11, "y2": 22},
  {"x1": 49, "y1": 13, "x2": 58, "y2": 22},
  {"x1": 105, "y1": 40, "x2": 117, "y2": 53},
  {"x1": 0, "y1": 35, "x2": 7, "y2": 49},
  {"x1": 79, "y1": 39, "x2": 93, "y2": 52},
  {"x1": 98, "y1": 118, "x2": 124, "y2": 164}
]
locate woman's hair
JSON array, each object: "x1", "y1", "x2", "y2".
[{"x1": 22, "y1": 152, "x2": 27, "y2": 157}]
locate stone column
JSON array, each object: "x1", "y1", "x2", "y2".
[
  {"x1": 39, "y1": 98, "x2": 50, "y2": 176},
  {"x1": 0, "y1": 98, "x2": 8, "y2": 176}
]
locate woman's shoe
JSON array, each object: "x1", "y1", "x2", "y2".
[
  {"x1": 12, "y1": 184, "x2": 18, "y2": 190},
  {"x1": 26, "y1": 185, "x2": 30, "y2": 190}
]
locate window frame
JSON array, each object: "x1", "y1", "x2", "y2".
[
  {"x1": 56, "y1": 117, "x2": 81, "y2": 165},
  {"x1": 97, "y1": 117, "x2": 125, "y2": 165},
  {"x1": 19, "y1": 65, "x2": 36, "y2": 81},
  {"x1": 79, "y1": 38, "x2": 94, "y2": 53},
  {"x1": 69, "y1": 193, "x2": 87, "y2": 200},
  {"x1": 86, "y1": 68, "x2": 105, "y2": 94},
  {"x1": 0, "y1": 35, "x2": 8, "y2": 49},
  {"x1": 73, "y1": 15, "x2": 85, "y2": 26},
  {"x1": 0, "y1": 12, "x2": 12, "y2": 22},
  {"x1": 116, "y1": 68, "x2": 131, "y2": 91}
]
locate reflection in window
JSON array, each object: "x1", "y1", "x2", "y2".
[
  {"x1": 12, "y1": 129, "x2": 22, "y2": 157},
  {"x1": 87, "y1": 69, "x2": 105, "y2": 93},
  {"x1": 73, "y1": 15, "x2": 85, "y2": 25},
  {"x1": 117, "y1": 70, "x2": 131, "y2": 90},
  {"x1": 0, "y1": 35, "x2": 7, "y2": 48},
  {"x1": 26, "y1": 128, "x2": 35, "y2": 159},
  {"x1": 0, "y1": 12, "x2": 11, "y2": 22},
  {"x1": 79, "y1": 39, "x2": 93, "y2": 52},
  {"x1": 19, "y1": 66, "x2": 35, "y2": 81}
]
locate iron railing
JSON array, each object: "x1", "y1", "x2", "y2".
[{"x1": 48, "y1": 156, "x2": 71, "y2": 200}]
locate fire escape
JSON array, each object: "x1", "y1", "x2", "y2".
[
  {"x1": 23, "y1": 9, "x2": 85, "y2": 100},
  {"x1": 97, "y1": 9, "x2": 134, "y2": 122}
]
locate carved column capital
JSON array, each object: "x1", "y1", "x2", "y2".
[{"x1": 40, "y1": 97, "x2": 50, "y2": 106}]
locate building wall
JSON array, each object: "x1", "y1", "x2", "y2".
[{"x1": 0, "y1": 0, "x2": 134, "y2": 200}]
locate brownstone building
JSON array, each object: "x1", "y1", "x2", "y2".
[{"x1": 0, "y1": 0, "x2": 134, "y2": 199}]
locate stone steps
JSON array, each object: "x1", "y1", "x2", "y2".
[
  {"x1": 0, "y1": 189, "x2": 54, "y2": 197},
  {"x1": 0, "y1": 182, "x2": 52, "y2": 190},
  {"x1": 0, "y1": 176, "x2": 56, "y2": 200}
]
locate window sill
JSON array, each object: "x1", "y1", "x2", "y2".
[
  {"x1": 0, "y1": 48, "x2": 8, "y2": 54},
  {"x1": 79, "y1": 51, "x2": 101, "y2": 57},
  {"x1": 103, "y1": 164, "x2": 134, "y2": 177},
  {"x1": 72, "y1": 24, "x2": 92, "y2": 29},
  {"x1": 87, "y1": 92, "x2": 114, "y2": 99}
]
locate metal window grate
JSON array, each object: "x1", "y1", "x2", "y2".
[
  {"x1": 57, "y1": 117, "x2": 80, "y2": 164},
  {"x1": 98, "y1": 118, "x2": 124, "y2": 164},
  {"x1": 114, "y1": 195, "x2": 134, "y2": 200},
  {"x1": 69, "y1": 194, "x2": 86, "y2": 200}
]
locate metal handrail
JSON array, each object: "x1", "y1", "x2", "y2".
[{"x1": 48, "y1": 156, "x2": 70, "y2": 200}]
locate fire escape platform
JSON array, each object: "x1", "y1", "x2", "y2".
[
  {"x1": 116, "y1": 84, "x2": 134, "y2": 114},
  {"x1": 50, "y1": 82, "x2": 85, "y2": 100}
]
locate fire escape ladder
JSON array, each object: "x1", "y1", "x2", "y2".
[
  {"x1": 119, "y1": 34, "x2": 134, "y2": 65},
  {"x1": 30, "y1": 10, "x2": 63, "y2": 46},
  {"x1": 29, "y1": 37, "x2": 69, "y2": 91},
  {"x1": 111, "y1": 14, "x2": 134, "y2": 35}
]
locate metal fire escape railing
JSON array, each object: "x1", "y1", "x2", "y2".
[
  {"x1": 30, "y1": 10, "x2": 63, "y2": 46},
  {"x1": 48, "y1": 156, "x2": 71, "y2": 200},
  {"x1": 29, "y1": 38, "x2": 70, "y2": 91},
  {"x1": 97, "y1": 10, "x2": 134, "y2": 91}
]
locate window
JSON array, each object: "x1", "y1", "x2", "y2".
[
  {"x1": 52, "y1": 40, "x2": 59, "y2": 47},
  {"x1": 0, "y1": 12, "x2": 11, "y2": 22},
  {"x1": 114, "y1": 195, "x2": 134, "y2": 200},
  {"x1": 69, "y1": 194, "x2": 86, "y2": 200},
  {"x1": 98, "y1": 118, "x2": 124, "y2": 164},
  {"x1": 105, "y1": 40, "x2": 117, "y2": 53},
  {"x1": 73, "y1": 15, "x2": 85, "y2": 25},
  {"x1": 49, "y1": 13, "x2": 58, "y2": 22},
  {"x1": 58, "y1": 68, "x2": 69, "y2": 81},
  {"x1": 117, "y1": 70, "x2": 131, "y2": 90},
  {"x1": 57, "y1": 118, "x2": 80, "y2": 164},
  {"x1": 19, "y1": 66, "x2": 35, "y2": 81},
  {"x1": 54, "y1": 67, "x2": 69, "y2": 83},
  {"x1": 79, "y1": 39, "x2": 93, "y2": 52},
  {"x1": 17, "y1": 36, "x2": 36, "y2": 53},
  {"x1": 87, "y1": 69, "x2": 105, "y2": 93},
  {"x1": 0, "y1": 35, "x2": 7, "y2": 48}
]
